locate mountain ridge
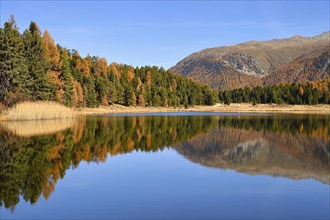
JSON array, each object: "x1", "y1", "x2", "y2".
[{"x1": 170, "y1": 31, "x2": 330, "y2": 90}]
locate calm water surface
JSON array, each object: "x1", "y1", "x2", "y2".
[{"x1": 0, "y1": 113, "x2": 329, "y2": 219}]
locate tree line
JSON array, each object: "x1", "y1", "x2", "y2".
[
  {"x1": 0, "y1": 16, "x2": 219, "y2": 108},
  {"x1": 219, "y1": 80, "x2": 330, "y2": 105}
]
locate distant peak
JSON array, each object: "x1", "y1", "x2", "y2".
[
  {"x1": 312, "y1": 31, "x2": 330, "y2": 40},
  {"x1": 291, "y1": 35, "x2": 304, "y2": 40}
]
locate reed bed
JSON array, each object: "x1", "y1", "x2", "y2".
[{"x1": 0, "y1": 101, "x2": 74, "y2": 121}]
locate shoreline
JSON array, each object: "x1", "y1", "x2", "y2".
[
  {"x1": 1, "y1": 102, "x2": 329, "y2": 122},
  {"x1": 74, "y1": 103, "x2": 330, "y2": 116}
]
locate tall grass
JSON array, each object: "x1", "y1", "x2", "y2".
[{"x1": 0, "y1": 101, "x2": 74, "y2": 121}]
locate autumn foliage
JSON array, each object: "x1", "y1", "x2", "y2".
[{"x1": 0, "y1": 17, "x2": 218, "y2": 108}]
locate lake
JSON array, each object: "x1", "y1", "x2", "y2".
[{"x1": 0, "y1": 113, "x2": 329, "y2": 219}]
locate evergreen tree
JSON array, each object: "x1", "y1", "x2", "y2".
[
  {"x1": 320, "y1": 91, "x2": 329, "y2": 104},
  {"x1": 23, "y1": 21, "x2": 54, "y2": 100},
  {"x1": 60, "y1": 51, "x2": 73, "y2": 107},
  {"x1": 0, "y1": 15, "x2": 30, "y2": 105},
  {"x1": 223, "y1": 90, "x2": 232, "y2": 105},
  {"x1": 124, "y1": 84, "x2": 135, "y2": 106},
  {"x1": 84, "y1": 77, "x2": 97, "y2": 107},
  {"x1": 160, "y1": 87, "x2": 168, "y2": 107},
  {"x1": 115, "y1": 80, "x2": 125, "y2": 105}
]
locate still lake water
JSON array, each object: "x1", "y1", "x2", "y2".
[{"x1": 0, "y1": 113, "x2": 329, "y2": 219}]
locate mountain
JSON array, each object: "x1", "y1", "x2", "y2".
[{"x1": 170, "y1": 32, "x2": 330, "y2": 90}]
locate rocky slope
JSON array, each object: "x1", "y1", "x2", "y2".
[
  {"x1": 170, "y1": 32, "x2": 330, "y2": 90},
  {"x1": 263, "y1": 48, "x2": 330, "y2": 85}
]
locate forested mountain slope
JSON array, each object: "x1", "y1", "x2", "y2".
[{"x1": 170, "y1": 32, "x2": 330, "y2": 90}]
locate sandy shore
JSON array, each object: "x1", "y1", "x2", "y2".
[{"x1": 74, "y1": 103, "x2": 330, "y2": 116}]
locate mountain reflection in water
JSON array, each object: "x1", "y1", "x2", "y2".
[{"x1": 0, "y1": 114, "x2": 329, "y2": 210}]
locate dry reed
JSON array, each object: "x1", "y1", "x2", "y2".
[{"x1": 0, "y1": 101, "x2": 74, "y2": 121}]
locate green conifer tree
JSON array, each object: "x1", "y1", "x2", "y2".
[
  {"x1": 0, "y1": 15, "x2": 30, "y2": 105},
  {"x1": 60, "y1": 52, "x2": 74, "y2": 107},
  {"x1": 23, "y1": 21, "x2": 55, "y2": 100},
  {"x1": 84, "y1": 77, "x2": 97, "y2": 107}
]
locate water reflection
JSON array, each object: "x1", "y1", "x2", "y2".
[
  {"x1": 175, "y1": 116, "x2": 330, "y2": 184},
  {"x1": 0, "y1": 114, "x2": 329, "y2": 210}
]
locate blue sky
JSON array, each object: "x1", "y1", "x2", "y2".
[{"x1": 1, "y1": 1, "x2": 329, "y2": 69}]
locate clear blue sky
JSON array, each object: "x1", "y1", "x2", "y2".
[{"x1": 1, "y1": 1, "x2": 329, "y2": 69}]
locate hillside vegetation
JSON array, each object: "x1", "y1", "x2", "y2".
[
  {"x1": 0, "y1": 16, "x2": 218, "y2": 109},
  {"x1": 219, "y1": 79, "x2": 330, "y2": 105}
]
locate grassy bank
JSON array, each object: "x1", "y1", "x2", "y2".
[{"x1": 0, "y1": 101, "x2": 74, "y2": 121}]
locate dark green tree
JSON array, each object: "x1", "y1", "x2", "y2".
[
  {"x1": 23, "y1": 21, "x2": 55, "y2": 100},
  {"x1": 124, "y1": 84, "x2": 135, "y2": 106},
  {"x1": 84, "y1": 77, "x2": 97, "y2": 107},
  {"x1": 60, "y1": 51, "x2": 73, "y2": 107},
  {"x1": 0, "y1": 15, "x2": 30, "y2": 105},
  {"x1": 223, "y1": 90, "x2": 232, "y2": 105}
]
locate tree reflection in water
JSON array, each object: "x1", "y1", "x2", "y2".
[{"x1": 0, "y1": 114, "x2": 329, "y2": 209}]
